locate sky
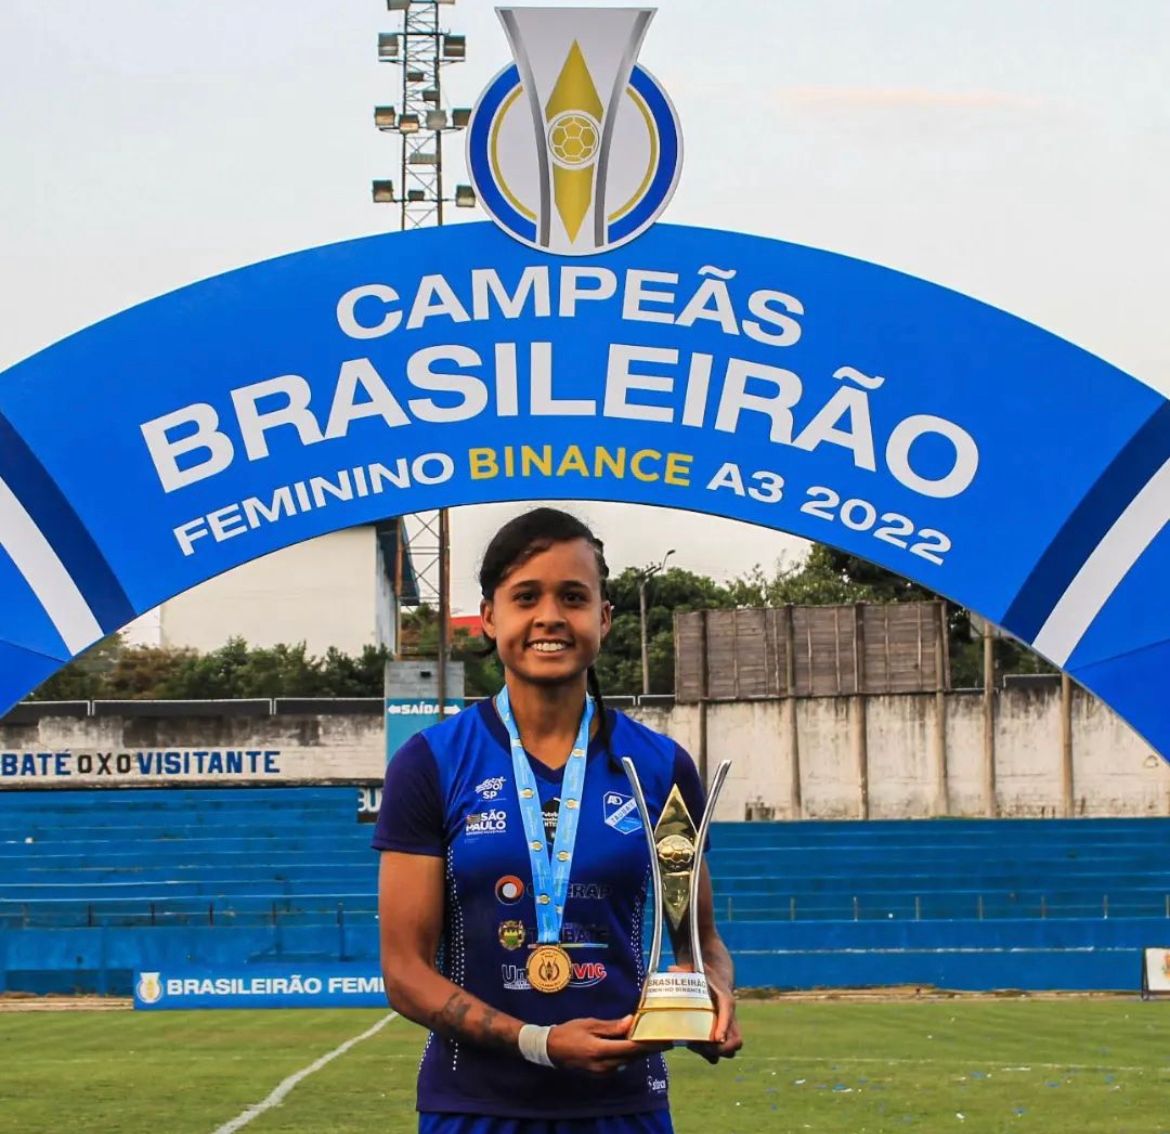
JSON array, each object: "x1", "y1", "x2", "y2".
[{"x1": 2, "y1": 0, "x2": 1169, "y2": 614}]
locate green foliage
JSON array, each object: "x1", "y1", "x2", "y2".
[
  {"x1": 31, "y1": 637, "x2": 390, "y2": 701},
  {"x1": 29, "y1": 545, "x2": 1052, "y2": 701}
]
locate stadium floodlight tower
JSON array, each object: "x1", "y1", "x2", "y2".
[{"x1": 373, "y1": 0, "x2": 475, "y2": 715}]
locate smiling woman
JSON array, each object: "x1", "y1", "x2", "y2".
[{"x1": 372, "y1": 506, "x2": 741, "y2": 1134}]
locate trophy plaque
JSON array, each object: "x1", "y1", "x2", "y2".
[{"x1": 621, "y1": 757, "x2": 732, "y2": 1043}]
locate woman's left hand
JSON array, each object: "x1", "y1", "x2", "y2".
[
  {"x1": 689, "y1": 969, "x2": 742, "y2": 1063},
  {"x1": 667, "y1": 964, "x2": 742, "y2": 1063}
]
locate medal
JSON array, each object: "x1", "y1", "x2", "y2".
[
  {"x1": 496, "y1": 685, "x2": 594, "y2": 995},
  {"x1": 526, "y1": 944, "x2": 572, "y2": 993}
]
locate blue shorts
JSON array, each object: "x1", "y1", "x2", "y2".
[{"x1": 419, "y1": 1110, "x2": 674, "y2": 1134}]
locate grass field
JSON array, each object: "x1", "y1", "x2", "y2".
[{"x1": 2, "y1": 999, "x2": 1170, "y2": 1133}]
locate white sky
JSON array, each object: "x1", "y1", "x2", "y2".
[{"x1": 2, "y1": 1, "x2": 1169, "y2": 613}]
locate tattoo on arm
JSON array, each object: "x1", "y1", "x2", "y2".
[{"x1": 431, "y1": 992, "x2": 517, "y2": 1053}]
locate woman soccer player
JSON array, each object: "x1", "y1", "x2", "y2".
[{"x1": 373, "y1": 507, "x2": 741, "y2": 1133}]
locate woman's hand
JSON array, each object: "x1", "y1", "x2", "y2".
[
  {"x1": 547, "y1": 1016, "x2": 670, "y2": 1075},
  {"x1": 666, "y1": 963, "x2": 742, "y2": 1064},
  {"x1": 688, "y1": 968, "x2": 743, "y2": 1064}
]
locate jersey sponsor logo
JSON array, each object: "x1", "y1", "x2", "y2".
[
  {"x1": 498, "y1": 920, "x2": 526, "y2": 951},
  {"x1": 501, "y1": 960, "x2": 608, "y2": 991},
  {"x1": 561, "y1": 921, "x2": 610, "y2": 949},
  {"x1": 566, "y1": 881, "x2": 612, "y2": 901},
  {"x1": 542, "y1": 795, "x2": 560, "y2": 844},
  {"x1": 648, "y1": 1075, "x2": 668, "y2": 1094},
  {"x1": 603, "y1": 790, "x2": 643, "y2": 835},
  {"x1": 475, "y1": 775, "x2": 507, "y2": 801},
  {"x1": 495, "y1": 875, "x2": 526, "y2": 904},
  {"x1": 465, "y1": 808, "x2": 508, "y2": 836},
  {"x1": 568, "y1": 961, "x2": 608, "y2": 988},
  {"x1": 509, "y1": 921, "x2": 609, "y2": 949}
]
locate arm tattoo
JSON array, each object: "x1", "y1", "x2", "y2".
[{"x1": 430, "y1": 991, "x2": 516, "y2": 1053}]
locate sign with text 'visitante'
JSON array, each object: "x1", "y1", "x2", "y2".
[{"x1": 2, "y1": 7, "x2": 1170, "y2": 758}]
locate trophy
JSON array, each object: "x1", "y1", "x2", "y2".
[{"x1": 621, "y1": 757, "x2": 732, "y2": 1043}]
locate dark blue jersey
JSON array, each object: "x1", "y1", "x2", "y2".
[{"x1": 373, "y1": 699, "x2": 706, "y2": 1120}]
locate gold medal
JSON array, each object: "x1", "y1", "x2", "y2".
[{"x1": 526, "y1": 944, "x2": 572, "y2": 993}]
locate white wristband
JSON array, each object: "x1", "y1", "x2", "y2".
[{"x1": 518, "y1": 1023, "x2": 555, "y2": 1068}]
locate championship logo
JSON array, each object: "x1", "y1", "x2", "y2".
[
  {"x1": 136, "y1": 971, "x2": 163, "y2": 1005},
  {"x1": 468, "y1": 7, "x2": 682, "y2": 256}
]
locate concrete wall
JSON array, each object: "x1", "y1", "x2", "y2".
[
  {"x1": 687, "y1": 686, "x2": 1170, "y2": 821},
  {"x1": 3, "y1": 686, "x2": 1168, "y2": 817},
  {"x1": 131, "y1": 528, "x2": 383, "y2": 656}
]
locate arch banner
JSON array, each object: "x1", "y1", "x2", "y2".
[{"x1": 1, "y1": 219, "x2": 1168, "y2": 756}]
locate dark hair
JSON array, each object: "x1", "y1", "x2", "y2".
[{"x1": 479, "y1": 507, "x2": 615, "y2": 762}]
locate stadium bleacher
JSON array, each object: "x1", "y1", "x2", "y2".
[{"x1": 2, "y1": 786, "x2": 1169, "y2": 996}]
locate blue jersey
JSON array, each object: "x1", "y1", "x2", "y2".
[{"x1": 372, "y1": 699, "x2": 706, "y2": 1120}]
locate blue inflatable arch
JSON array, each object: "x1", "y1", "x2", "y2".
[{"x1": 2, "y1": 223, "x2": 1168, "y2": 755}]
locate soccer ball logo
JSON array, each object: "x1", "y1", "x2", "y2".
[{"x1": 548, "y1": 112, "x2": 600, "y2": 168}]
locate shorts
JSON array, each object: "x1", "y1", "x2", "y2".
[{"x1": 418, "y1": 1110, "x2": 674, "y2": 1134}]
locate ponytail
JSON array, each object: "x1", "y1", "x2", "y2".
[{"x1": 588, "y1": 664, "x2": 624, "y2": 773}]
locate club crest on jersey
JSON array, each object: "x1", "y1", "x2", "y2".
[
  {"x1": 495, "y1": 875, "x2": 526, "y2": 904},
  {"x1": 498, "y1": 920, "x2": 527, "y2": 950},
  {"x1": 475, "y1": 775, "x2": 507, "y2": 801},
  {"x1": 603, "y1": 789, "x2": 643, "y2": 835},
  {"x1": 467, "y1": 7, "x2": 682, "y2": 256},
  {"x1": 465, "y1": 808, "x2": 508, "y2": 836}
]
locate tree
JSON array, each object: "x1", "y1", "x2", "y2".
[{"x1": 25, "y1": 545, "x2": 1049, "y2": 702}]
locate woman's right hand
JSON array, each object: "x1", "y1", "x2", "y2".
[{"x1": 546, "y1": 1015, "x2": 670, "y2": 1075}]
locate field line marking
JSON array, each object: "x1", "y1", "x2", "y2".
[{"x1": 210, "y1": 1012, "x2": 399, "y2": 1134}]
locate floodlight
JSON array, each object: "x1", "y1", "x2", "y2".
[
  {"x1": 408, "y1": 150, "x2": 438, "y2": 165},
  {"x1": 442, "y1": 35, "x2": 466, "y2": 59},
  {"x1": 407, "y1": 189, "x2": 426, "y2": 202},
  {"x1": 455, "y1": 185, "x2": 477, "y2": 208},
  {"x1": 377, "y1": 33, "x2": 400, "y2": 61},
  {"x1": 422, "y1": 87, "x2": 440, "y2": 104},
  {"x1": 374, "y1": 106, "x2": 397, "y2": 130},
  {"x1": 426, "y1": 109, "x2": 448, "y2": 130},
  {"x1": 407, "y1": 69, "x2": 426, "y2": 84},
  {"x1": 387, "y1": 0, "x2": 411, "y2": 10},
  {"x1": 452, "y1": 107, "x2": 472, "y2": 129},
  {"x1": 398, "y1": 113, "x2": 420, "y2": 134},
  {"x1": 372, "y1": 180, "x2": 396, "y2": 204}
]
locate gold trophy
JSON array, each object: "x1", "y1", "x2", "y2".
[{"x1": 620, "y1": 757, "x2": 732, "y2": 1043}]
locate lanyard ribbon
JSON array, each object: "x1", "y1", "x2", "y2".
[{"x1": 496, "y1": 686, "x2": 594, "y2": 946}]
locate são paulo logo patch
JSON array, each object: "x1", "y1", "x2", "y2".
[
  {"x1": 465, "y1": 808, "x2": 508, "y2": 836},
  {"x1": 467, "y1": 7, "x2": 682, "y2": 256}
]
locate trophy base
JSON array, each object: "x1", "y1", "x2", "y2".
[{"x1": 629, "y1": 971, "x2": 715, "y2": 1044}]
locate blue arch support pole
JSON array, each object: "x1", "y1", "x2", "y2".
[{"x1": 1, "y1": 222, "x2": 1169, "y2": 756}]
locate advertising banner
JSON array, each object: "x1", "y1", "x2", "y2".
[
  {"x1": 133, "y1": 965, "x2": 386, "y2": 1010},
  {"x1": 2, "y1": 6, "x2": 1169, "y2": 758},
  {"x1": 0, "y1": 745, "x2": 384, "y2": 789},
  {"x1": 1142, "y1": 948, "x2": 1170, "y2": 997}
]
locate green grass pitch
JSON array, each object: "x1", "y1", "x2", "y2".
[{"x1": 2, "y1": 1000, "x2": 1169, "y2": 1133}]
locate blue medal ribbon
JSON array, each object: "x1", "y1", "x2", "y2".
[{"x1": 496, "y1": 686, "x2": 594, "y2": 947}]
